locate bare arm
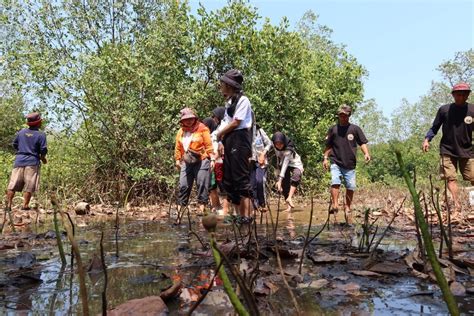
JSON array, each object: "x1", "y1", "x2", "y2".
[
  {"x1": 217, "y1": 119, "x2": 240, "y2": 140},
  {"x1": 323, "y1": 147, "x2": 332, "y2": 170},
  {"x1": 360, "y1": 143, "x2": 371, "y2": 162}
]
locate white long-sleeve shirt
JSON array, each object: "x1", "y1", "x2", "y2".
[
  {"x1": 275, "y1": 149, "x2": 304, "y2": 178},
  {"x1": 251, "y1": 127, "x2": 272, "y2": 163}
]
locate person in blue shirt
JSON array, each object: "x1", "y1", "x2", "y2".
[{"x1": 6, "y1": 112, "x2": 48, "y2": 211}]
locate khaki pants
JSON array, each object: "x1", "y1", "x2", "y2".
[
  {"x1": 439, "y1": 155, "x2": 474, "y2": 182},
  {"x1": 7, "y1": 165, "x2": 40, "y2": 193}
]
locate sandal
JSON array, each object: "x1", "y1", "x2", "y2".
[{"x1": 329, "y1": 207, "x2": 338, "y2": 215}]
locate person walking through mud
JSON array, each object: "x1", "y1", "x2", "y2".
[
  {"x1": 272, "y1": 132, "x2": 304, "y2": 212},
  {"x1": 323, "y1": 105, "x2": 370, "y2": 220},
  {"x1": 422, "y1": 82, "x2": 474, "y2": 213},
  {"x1": 174, "y1": 107, "x2": 214, "y2": 216},
  {"x1": 6, "y1": 112, "x2": 47, "y2": 211},
  {"x1": 216, "y1": 69, "x2": 254, "y2": 224},
  {"x1": 250, "y1": 124, "x2": 272, "y2": 212}
]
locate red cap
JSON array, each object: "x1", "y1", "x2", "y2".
[
  {"x1": 26, "y1": 112, "x2": 42, "y2": 127},
  {"x1": 451, "y1": 82, "x2": 471, "y2": 93}
]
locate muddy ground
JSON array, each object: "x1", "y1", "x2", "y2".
[{"x1": 0, "y1": 188, "x2": 473, "y2": 315}]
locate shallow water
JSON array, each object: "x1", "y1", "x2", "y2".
[{"x1": 0, "y1": 212, "x2": 473, "y2": 315}]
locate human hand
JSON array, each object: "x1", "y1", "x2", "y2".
[
  {"x1": 218, "y1": 143, "x2": 224, "y2": 156},
  {"x1": 276, "y1": 179, "x2": 282, "y2": 192},
  {"x1": 210, "y1": 160, "x2": 215, "y2": 170},
  {"x1": 364, "y1": 154, "x2": 371, "y2": 163},
  {"x1": 323, "y1": 158, "x2": 329, "y2": 171},
  {"x1": 422, "y1": 139, "x2": 430, "y2": 152},
  {"x1": 175, "y1": 160, "x2": 181, "y2": 170},
  {"x1": 258, "y1": 152, "x2": 266, "y2": 165}
]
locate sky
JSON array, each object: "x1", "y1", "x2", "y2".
[{"x1": 188, "y1": 0, "x2": 473, "y2": 116}]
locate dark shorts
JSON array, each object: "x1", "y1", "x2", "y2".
[
  {"x1": 282, "y1": 167, "x2": 302, "y2": 199},
  {"x1": 223, "y1": 129, "x2": 252, "y2": 204}
]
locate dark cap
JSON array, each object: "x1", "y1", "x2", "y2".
[
  {"x1": 337, "y1": 105, "x2": 352, "y2": 116},
  {"x1": 220, "y1": 69, "x2": 243, "y2": 90},
  {"x1": 212, "y1": 106, "x2": 226, "y2": 121}
]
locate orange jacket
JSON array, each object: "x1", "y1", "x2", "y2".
[{"x1": 175, "y1": 122, "x2": 213, "y2": 161}]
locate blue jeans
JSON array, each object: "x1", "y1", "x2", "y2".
[{"x1": 330, "y1": 164, "x2": 356, "y2": 190}]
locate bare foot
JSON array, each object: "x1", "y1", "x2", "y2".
[{"x1": 286, "y1": 198, "x2": 295, "y2": 208}]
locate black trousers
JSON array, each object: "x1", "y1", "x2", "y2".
[{"x1": 223, "y1": 129, "x2": 252, "y2": 205}]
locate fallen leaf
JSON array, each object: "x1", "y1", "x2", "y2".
[
  {"x1": 349, "y1": 270, "x2": 382, "y2": 277},
  {"x1": 369, "y1": 262, "x2": 408, "y2": 275},
  {"x1": 309, "y1": 279, "x2": 329, "y2": 289},
  {"x1": 450, "y1": 282, "x2": 466, "y2": 296},
  {"x1": 108, "y1": 296, "x2": 168, "y2": 315},
  {"x1": 333, "y1": 282, "x2": 361, "y2": 296},
  {"x1": 308, "y1": 253, "x2": 348, "y2": 264}
]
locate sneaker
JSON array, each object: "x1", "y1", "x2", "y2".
[{"x1": 237, "y1": 216, "x2": 254, "y2": 225}]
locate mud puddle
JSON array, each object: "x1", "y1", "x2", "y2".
[{"x1": 0, "y1": 212, "x2": 473, "y2": 315}]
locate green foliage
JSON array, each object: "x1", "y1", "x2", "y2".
[{"x1": 1, "y1": 0, "x2": 365, "y2": 201}]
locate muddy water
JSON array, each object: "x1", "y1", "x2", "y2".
[{"x1": 0, "y1": 208, "x2": 473, "y2": 315}]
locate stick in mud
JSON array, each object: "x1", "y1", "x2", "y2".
[
  {"x1": 368, "y1": 196, "x2": 406, "y2": 260},
  {"x1": 52, "y1": 200, "x2": 67, "y2": 266},
  {"x1": 100, "y1": 228, "x2": 108, "y2": 316},
  {"x1": 51, "y1": 194, "x2": 90, "y2": 316},
  {"x1": 395, "y1": 150, "x2": 459, "y2": 316},
  {"x1": 429, "y1": 176, "x2": 450, "y2": 258},
  {"x1": 266, "y1": 201, "x2": 301, "y2": 315},
  {"x1": 298, "y1": 195, "x2": 314, "y2": 274},
  {"x1": 441, "y1": 158, "x2": 454, "y2": 259}
]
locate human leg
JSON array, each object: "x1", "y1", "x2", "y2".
[
  {"x1": 341, "y1": 168, "x2": 356, "y2": 212},
  {"x1": 440, "y1": 155, "x2": 460, "y2": 210},
  {"x1": 285, "y1": 168, "x2": 302, "y2": 208},
  {"x1": 6, "y1": 190, "x2": 15, "y2": 209},
  {"x1": 255, "y1": 165, "x2": 267, "y2": 208},
  {"x1": 22, "y1": 192, "x2": 32, "y2": 210},
  {"x1": 330, "y1": 164, "x2": 343, "y2": 212},
  {"x1": 447, "y1": 180, "x2": 460, "y2": 210},
  {"x1": 196, "y1": 160, "x2": 211, "y2": 215},
  {"x1": 177, "y1": 163, "x2": 195, "y2": 207}
]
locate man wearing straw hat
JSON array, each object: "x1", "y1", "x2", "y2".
[{"x1": 6, "y1": 112, "x2": 48, "y2": 211}]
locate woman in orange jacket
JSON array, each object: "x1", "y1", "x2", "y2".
[{"x1": 175, "y1": 108, "x2": 215, "y2": 215}]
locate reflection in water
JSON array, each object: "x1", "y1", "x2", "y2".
[{"x1": 0, "y1": 218, "x2": 472, "y2": 315}]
